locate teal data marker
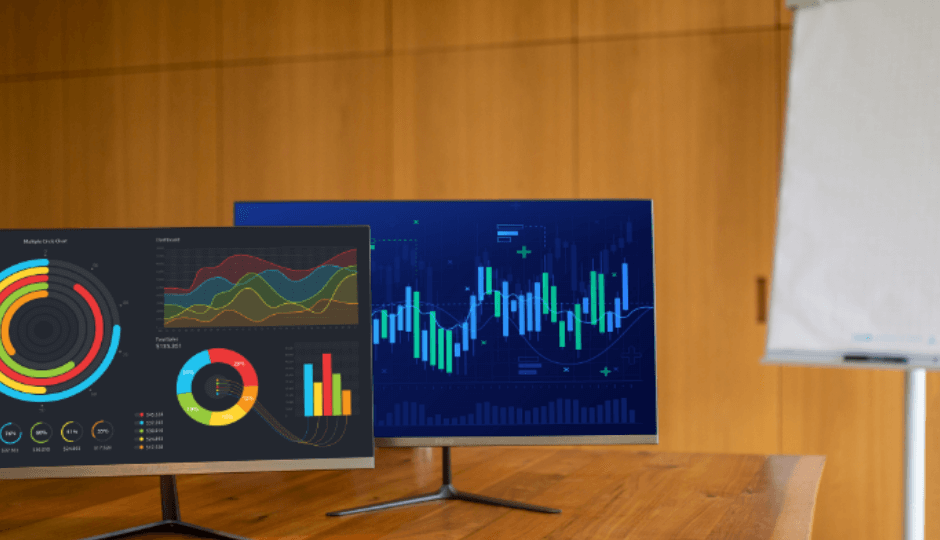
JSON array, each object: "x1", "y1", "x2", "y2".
[
  {"x1": 600, "y1": 366, "x2": 612, "y2": 377},
  {"x1": 517, "y1": 246, "x2": 532, "y2": 259}
]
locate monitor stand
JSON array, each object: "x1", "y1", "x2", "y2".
[
  {"x1": 327, "y1": 446, "x2": 561, "y2": 516},
  {"x1": 83, "y1": 475, "x2": 249, "y2": 540}
]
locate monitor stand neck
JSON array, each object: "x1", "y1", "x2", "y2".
[
  {"x1": 327, "y1": 447, "x2": 561, "y2": 516},
  {"x1": 81, "y1": 475, "x2": 249, "y2": 540}
]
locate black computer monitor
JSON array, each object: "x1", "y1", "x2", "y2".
[
  {"x1": 235, "y1": 200, "x2": 657, "y2": 515},
  {"x1": 0, "y1": 226, "x2": 373, "y2": 539}
]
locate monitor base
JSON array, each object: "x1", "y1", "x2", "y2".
[
  {"x1": 82, "y1": 475, "x2": 250, "y2": 540},
  {"x1": 326, "y1": 447, "x2": 560, "y2": 516}
]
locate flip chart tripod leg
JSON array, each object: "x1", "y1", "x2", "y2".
[{"x1": 905, "y1": 368, "x2": 926, "y2": 540}]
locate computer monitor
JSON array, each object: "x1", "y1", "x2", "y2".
[
  {"x1": 235, "y1": 200, "x2": 657, "y2": 515},
  {"x1": 0, "y1": 226, "x2": 373, "y2": 539}
]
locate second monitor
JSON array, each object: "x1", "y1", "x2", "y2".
[{"x1": 235, "y1": 199, "x2": 657, "y2": 513}]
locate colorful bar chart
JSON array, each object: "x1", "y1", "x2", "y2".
[{"x1": 302, "y1": 353, "x2": 351, "y2": 417}]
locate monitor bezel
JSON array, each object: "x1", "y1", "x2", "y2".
[
  {"x1": 0, "y1": 225, "x2": 375, "y2": 480},
  {"x1": 234, "y1": 199, "x2": 659, "y2": 449}
]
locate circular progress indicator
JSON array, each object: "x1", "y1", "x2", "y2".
[
  {"x1": 0, "y1": 423, "x2": 22, "y2": 445},
  {"x1": 0, "y1": 260, "x2": 121, "y2": 402},
  {"x1": 177, "y1": 349, "x2": 257, "y2": 426}
]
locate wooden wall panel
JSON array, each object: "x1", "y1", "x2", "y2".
[
  {"x1": 0, "y1": 0, "x2": 63, "y2": 76},
  {"x1": 392, "y1": 0, "x2": 573, "y2": 50},
  {"x1": 64, "y1": 0, "x2": 217, "y2": 71},
  {"x1": 779, "y1": 0, "x2": 794, "y2": 26},
  {"x1": 220, "y1": 57, "x2": 391, "y2": 214},
  {"x1": 0, "y1": 80, "x2": 66, "y2": 228},
  {"x1": 579, "y1": 31, "x2": 779, "y2": 454},
  {"x1": 221, "y1": 0, "x2": 386, "y2": 60},
  {"x1": 64, "y1": 70, "x2": 218, "y2": 228},
  {"x1": 393, "y1": 45, "x2": 574, "y2": 199},
  {"x1": 781, "y1": 368, "x2": 904, "y2": 540},
  {"x1": 578, "y1": 0, "x2": 776, "y2": 38}
]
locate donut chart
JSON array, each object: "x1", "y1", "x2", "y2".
[
  {"x1": 0, "y1": 260, "x2": 121, "y2": 402},
  {"x1": 177, "y1": 349, "x2": 258, "y2": 426}
]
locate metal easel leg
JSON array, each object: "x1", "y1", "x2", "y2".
[{"x1": 904, "y1": 368, "x2": 926, "y2": 540}]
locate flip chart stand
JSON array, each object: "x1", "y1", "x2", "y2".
[{"x1": 905, "y1": 369, "x2": 926, "y2": 540}]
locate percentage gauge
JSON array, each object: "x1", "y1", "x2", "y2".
[{"x1": 176, "y1": 349, "x2": 257, "y2": 426}]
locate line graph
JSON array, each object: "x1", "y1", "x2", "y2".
[{"x1": 162, "y1": 248, "x2": 358, "y2": 328}]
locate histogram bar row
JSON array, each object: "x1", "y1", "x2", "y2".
[{"x1": 377, "y1": 397, "x2": 635, "y2": 427}]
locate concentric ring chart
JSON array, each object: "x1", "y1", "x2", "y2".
[
  {"x1": 0, "y1": 259, "x2": 121, "y2": 403},
  {"x1": 0, "y1": 227, "x2": 373, "y2": 480}
]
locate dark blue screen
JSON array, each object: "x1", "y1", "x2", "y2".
[{"x1": 236, "y1": 200, "x2": 656, "y2": 440}]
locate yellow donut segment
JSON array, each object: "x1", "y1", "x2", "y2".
[
  {"x1": 210, "y1": 406, "x2": 247, "y2": 426},
  {"x1": 0, "y1": 267, "x2": 48, "y2": 294},
  {"x1": 0, "y1": 370, "x2": 45, "y2": 394},
  {"x1": 2, "y1": 290, "x2": 48, "y2": 356}
]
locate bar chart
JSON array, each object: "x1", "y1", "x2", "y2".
[
  {"x1": 292, "y1": 342, "x2": 360, "y2": 418},
  {"x1": 377, "y1": 397, "x2": 636, "y2": 428}
]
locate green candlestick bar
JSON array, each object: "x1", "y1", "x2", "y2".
[
  {"x1": 486, "y1": 267, "x2": 493, "y2": 294},
  {"x1": 599, "y1": 274, "x2": 606, "y2": 333},
  {"x1": 494, "y1": 291, "x2": 501, "y2": 317},
  {"x1": 542, "y1": 273, "x2": 550, "y2": 314},
  {"x1": 332, "y1": 373, "x2": 342, "y2": 415},
  {"x1": 550, "y1": 285, "x2": 557, "y2": 323},
  {"x1": 429, "y1": 311, "x2": 437, "y2": 367},
  {"x1": 381, "y1": 310, "x2": 388, "y2": 339},
  {"x1": 446, "y1": 330, "x2": 453, "y2": 373},
  {"x1": 559, "y1": 320, "x2": 566, "y2": 348},
  {"x1": 437, "y1": 328, "x2": 445, "y2": 370},
  {"x1": 413, "y1": 291, "x2": 421, "y2": 358},
  {"x1": 575, "y1": 304, "x2": 582, "y2": 350},
  {"x1": 590, "y1": 270, "x2": 597, "y2": 325}
]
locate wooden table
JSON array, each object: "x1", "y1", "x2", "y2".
[{"x1": 0, "y1": 448, "x2": 824, "y2": 540}]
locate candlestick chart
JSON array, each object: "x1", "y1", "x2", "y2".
[{"x1": 236, "y1": 200, "x2": 656, "y2": 439}]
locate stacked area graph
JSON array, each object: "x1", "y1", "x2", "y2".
[
  {"x1": 236, "y1": 200, "x2": 656, "y2": 440},
  {"x1": 163, "y1": 248, "x2": 358, "y2": 328}
]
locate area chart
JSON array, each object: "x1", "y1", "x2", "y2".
[{"x1": 163, "y1": 250, "x2": 358, "y2": 328}]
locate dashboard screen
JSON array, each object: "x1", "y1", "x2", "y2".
[
  {"x1": 236, "y1": 200, "x2": 656, "y2": 445},
  {"x1": 0, "y1": 226, "x2": 373, "y2": 478}
]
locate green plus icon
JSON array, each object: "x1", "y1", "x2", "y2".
[
  {"x1": 600, "y1": 366, "x2": 612, "y2": 377},
  {"x1": 516, "y1": 245, "x2": 532, "y2": 259}
]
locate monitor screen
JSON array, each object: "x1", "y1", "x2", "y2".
[
  {"x1": 236, "y1": 200, "x2": 656, "y2": 446},
  {"x1": 0, "y1": 226, "x2": 373, "y2": 479}
]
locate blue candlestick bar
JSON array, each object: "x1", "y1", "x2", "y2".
[{"x1": 376, "y1": 397, "x2": 636, "y2": 427}]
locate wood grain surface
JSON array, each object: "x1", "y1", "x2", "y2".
[
  {"x1": 392, "y1": 0, "x2": 573, "y2": 50},
  {"x1": 0, "y1": 448, "x2": 824, "y2": 540},
  {"x1": 578, "y1": 0, "x2": 776, "y2": 38}
]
